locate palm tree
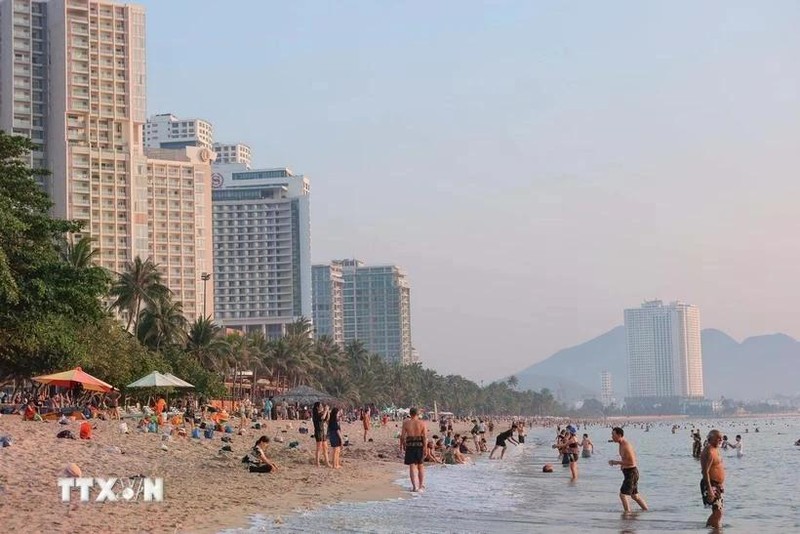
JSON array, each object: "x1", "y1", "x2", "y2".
[
  {"x1": 137, "y1": 293, "x2": 187, "y2": 351},
  {"x1": 109, "y1": 256, "x2": 170, "y2": 335},
  {"x1": 507, "y1": 375, "x2": 519, "y2": 390},
  {"x1": 186, "y1": 316, "x2": 229, "y2": 371},
  {"x1": 345, "y1": 340, "x2": 370, "y2": 379},
  {"x1": 60, "y1": 236, "x2": 99, "y2": 269}
]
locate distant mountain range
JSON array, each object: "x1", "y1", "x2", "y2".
[{"x1": 513, "y1": 326, "x2": 800, "y2": 402}]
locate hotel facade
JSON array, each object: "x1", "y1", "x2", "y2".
[
  {"x1": 0, "y1": 0, "x2": 213, "y2": 318},
  {"x1": 624, "y1": 300, "x2": 704, "y2": 400}
]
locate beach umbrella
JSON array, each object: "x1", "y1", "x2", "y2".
[
  {"x1": 163, "y1": 373, "x2": 194, "y2": 388},
  {"x1": 32, "y1": 367, "x2": 114, "y2": 393},
  {"x1": 127, "y1": 371, "x2": 186, "y2": 389},
  {"x1": 273, "y1": 385, "x2": 341, "y2": 406}
]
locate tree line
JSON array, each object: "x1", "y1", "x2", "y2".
[{"x1": 0, "y1": 132, "x2": 560, "y2": 416}]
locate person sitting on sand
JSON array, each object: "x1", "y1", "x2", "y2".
[
  {"x1": 479, "y1": 437, "x2": 488, "y2": 452},
  {"x1": 424, "y1": 439, "x2": 442, "y2": 463},
  {"x1": 247, "y1": 436, "x2": 278, "y2": 473},
  {"x1": 452, "y1": 444, "x2": 469, "y2": 464},
  {"x1": 22, "y1": 400, "x2": 37, "y2": 421},
  {"x1": 458, "y1": 435, "x2": 472, "y2": 454}
]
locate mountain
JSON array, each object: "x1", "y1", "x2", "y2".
[{"x1": 514, "y1": 327, "x2": 800, "y2": 401}]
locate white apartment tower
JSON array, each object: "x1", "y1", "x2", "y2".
[
  {"x1": 624, "y1": 300, "x2": 704, "y2": 399},
  {"x1": 213, "y1": 142, "x2": 250, "y2": 168},
  {"x1": 144, "y1": 112, "x2": 212, "y2": 150},
  {"x1": 315, "y1": 259, "x2": 413, "y2": 365},
  {"x1": 600, "y1": 371, "x2": 613, "y2": 407},
  {"x1": 0, "y1": 0, "x2": 215, "y2": 319},
  {"x1": 311, "y1": 262, "x2": 345, "y2": 345},
  {"x1": 211, "y1": 164, "x2": 311, "y2": 338},
  {"x1": 0, "y1": 0, "x2": 49, "y2": 184}
]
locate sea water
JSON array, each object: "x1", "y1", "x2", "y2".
[{"x1": 223, "y1": 417, "x2": 800, "y2": 533}]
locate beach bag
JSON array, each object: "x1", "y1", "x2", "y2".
[
  {"x1": 224, "y1": 425, "x2": 233, "y2": 433},
  {"x1": 148, "y1": 422, "x2": 158, "y2": 433},
  {"x1": 0, "y1": 436, "x2": 11, "y2": 447},
  {"x1": 204, "y1": 428, "x2": 214, "y2": 439},
  {"x1": 191, "y1": 428, "x2": 201, "y2": 439},
  {"x1": 119, "y1": 422, "x2": 129, "y2": 434},
  {"x1": 57, "y1": 430, "x2": 76, "y2": 439}
]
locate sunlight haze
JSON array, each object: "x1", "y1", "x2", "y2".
[{"x1": 140, "y1": 0, "x2": 800, "y2": 382}]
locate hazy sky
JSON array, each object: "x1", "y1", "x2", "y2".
[{"x1": 140, "y1": 1, "x2": 800, "y2": 383}]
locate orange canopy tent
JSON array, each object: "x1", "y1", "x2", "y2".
[{"x1": 32, "y1": 366, "x2": 114, "y2": 393}]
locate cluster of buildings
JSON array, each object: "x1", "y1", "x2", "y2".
[{"x1": 0, "y1": 0, "x2": 416, "y2": 364}]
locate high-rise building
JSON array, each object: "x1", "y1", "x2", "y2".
[
  {"x1": 600, "y1": 371, "x2": 613, "y2": 407},
  {"x1": 624, "y1": 300, "x2": 704, "y2": 399},
  {"x1": 144, "y1": 146, "x2": 214, "y2": 319},
  {"x1": 212, "y1": 142, "x2": 250, "y2": 168},
  {"x1": 311, "y1": 263, "x2": 344, "y2": 345},
  {"x1": 0, "y1": 0, "x2": 214, "y2": 319},
  {"x1": 315, "y1": 259, "x2": 412, "y2": 365},
  {"x1": 144, "y1": 113, "x2": 213, "y2": 150},
  {"x1": 211, "y1": 163, "x2": 311, "y2": 338},
  {"x1": 0, "y1": 0, "x2": 49, "y2": 185}
]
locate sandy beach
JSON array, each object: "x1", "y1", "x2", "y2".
[{"x1": 0, "y1": 414, "x2": 420, "y2": 533}]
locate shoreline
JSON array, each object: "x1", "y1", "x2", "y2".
[{"x1": 197, "y1": 463, "x2": 406, "y2": 534}]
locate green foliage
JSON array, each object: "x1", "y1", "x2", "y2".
[{"x1": 0, "y1": 132, "x2": 560, "y2": 412}]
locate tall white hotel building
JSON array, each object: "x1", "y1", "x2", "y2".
[
  {"x1": 0, "y1": 0, "x2": 213, "y2": 319},
  {"x1": 624, "y1": 300, "x2": 704, "y2": 399},
  {"x1": 211, "y1": 163, "x2": 311, "y2": 338}
]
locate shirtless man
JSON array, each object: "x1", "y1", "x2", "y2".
[
  {"x1": 700, "y1": 429, "x2": 725, "y2": 528},
  {"x1": 400, "y1": 407, "x2": 427, "y2": 492},
  {"x1": 608, "y1": 427, "x2": 648, "y2": 513}
]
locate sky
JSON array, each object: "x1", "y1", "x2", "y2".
[{"x1": 139, "y1": 0, "x2": 800, "y2": 383}]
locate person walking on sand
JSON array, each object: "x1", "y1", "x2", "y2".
[
  {"x1": 608, "y1": 427, "x2": 648, "y2": 513},
  {"x1": 361, "y1": 407, "x2": 371, "y2": 442},
  {"x1": 700, "y1": 429, "x2": 726, "y2": 529},
  {"x1": 400, "y1": 407, "x2": 427, "y2": 492}
]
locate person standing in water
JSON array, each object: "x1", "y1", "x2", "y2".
[
  {"x1": 400, "y1": 407, "x2": 427, "y2": 492},
  {"x1": 565, "y1": 426, "x2": 580, "y2": 480},
  {"x1": 489, "y1": 423, "x2": 518, "y2": 459},
  {"x1": 608, "y1": 427, "x2": 648, "y2": 513},
  {"x1": 728, "y1": 434, "x2": 744, "y2": 458},
  {"x1": 581, "y1": 433, "x2": 594, "y2": 458},
  {"x1": 692, "y1": 430, "x2": 703, "y2": 459},
  {"x1": 700, "y1": 429, "x2": 726, "y2": 528}
]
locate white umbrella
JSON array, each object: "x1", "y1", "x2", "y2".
[
  {"x1": 127, "y1": 371, "x2": 184, "y2": 388},
  {"x1": 163, "y1": 373, "x2": 194, "y2": 388}
]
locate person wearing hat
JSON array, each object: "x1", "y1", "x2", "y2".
[{"x1": 564, "y1": 426, "x2": 581, "y2": 480}]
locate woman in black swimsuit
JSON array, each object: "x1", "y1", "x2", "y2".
[{"x1": 565, "y1": 427, "x2": 580, "y2": 480}]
